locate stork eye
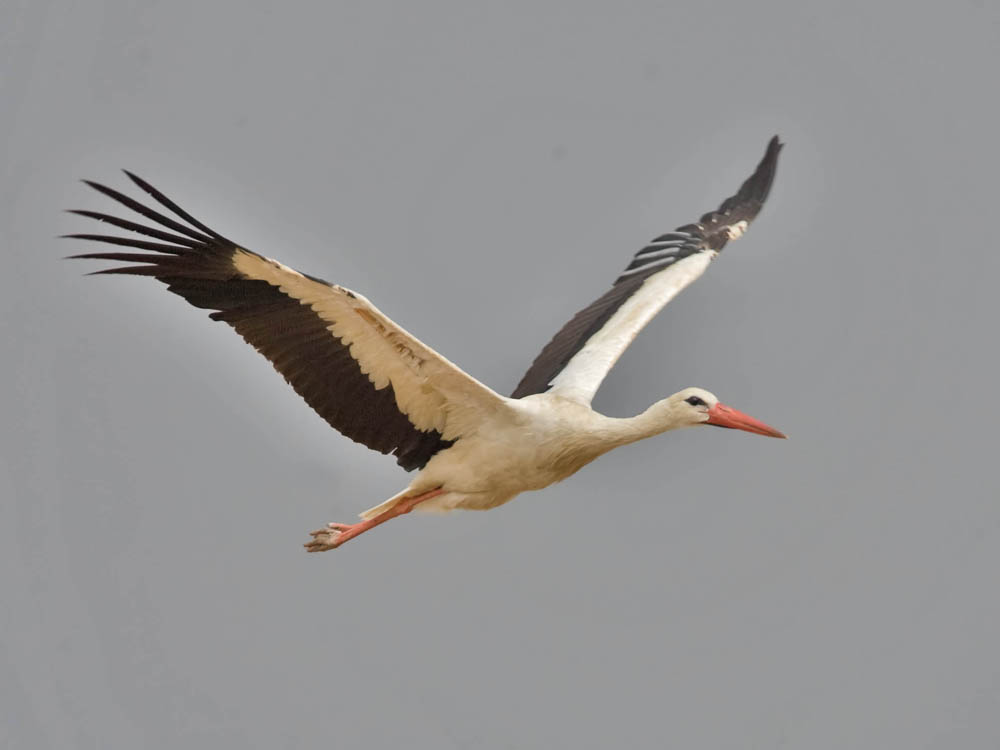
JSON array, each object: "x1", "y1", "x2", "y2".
[{"x1": 685, "y1": 396, "x2": 706, "y2": 407}]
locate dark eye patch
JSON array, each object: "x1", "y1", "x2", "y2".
[{"x1": 685, "y1": 396, "x2": 706, "y2": 407}]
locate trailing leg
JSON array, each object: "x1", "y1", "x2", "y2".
[{"x1": 303, "y1": 487, "x2": 444, "y2": 552}]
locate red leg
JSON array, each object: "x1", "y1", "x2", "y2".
[{"x1": 304, "y1": 487, "x2": 445, "y2": 552}]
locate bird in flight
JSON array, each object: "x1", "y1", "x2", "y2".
[{"x1": 68, "y1": 136, "x2": 785, "y2": 552}]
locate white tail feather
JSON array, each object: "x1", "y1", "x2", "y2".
[{"x1": 359, "y1": 488, "x2": 412, "y2": 521}]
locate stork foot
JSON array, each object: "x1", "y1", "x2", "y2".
[
  {"x1": 302, "y1": 487, "x2": 445, "y2": 553},
  {"x1": 304, "y1": 523, "x2": 355, "y2": 552}
]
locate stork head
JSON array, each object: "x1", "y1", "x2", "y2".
[{"x1": 670, "y1": 387, "x2": 786, "y2": 438}]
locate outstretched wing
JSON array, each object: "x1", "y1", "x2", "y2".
[
  {"x1": 511, "y1": 136, "x2": 782, "y2": 405},
  {"x1": 68, "y1": 173, "x2": 509, "y2": 471}
]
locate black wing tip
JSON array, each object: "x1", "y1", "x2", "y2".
[
  {"x1": 120, "y1": 169, "x2": 232, "y2": 243},
  {"x1": 69, "y1": 171, "x2": 241, "y2": 259},
  {"x1": 82, "y1": 171, "x2": 146, "y2": 188},
  {"x1": 723, "y1": 135, "x2": 784, "y2": 214},
  {"x1": 80, "y1": 178, "x2": 109, "y2": 193},
  {"x1": 680, "y1": 135, "x2": 785, "y2": 250},
  {"x1": 121, "y1": 169, "x2": 148, "y2": 191},
  {"x1": 121, "y1": 168, "x2": 155, "y2": 193},
  {"x1": 80, "y1": 177, "x2": 132, "y2": 198},
  {"x1": 73, "y1": 174, "x2": 219, "y2": 244},
  {"x1": 744, "y1": 135, "x2": 783, "y2": 199},
  {"x1": 762, "y1": 135, "x2": 784, "y2": 164}
]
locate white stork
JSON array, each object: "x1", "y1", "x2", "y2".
[{"x1": 68, "y1": 136, "x2": 785, "y2": 552}]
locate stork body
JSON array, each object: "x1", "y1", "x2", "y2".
[
  {"x1": 68, "y1": 137, "x2": 785, "y2": 552},
  {"x1": 370, "y1": 393, "x2": 658, "y2": 517}
]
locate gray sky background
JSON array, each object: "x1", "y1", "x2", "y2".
[{"x1": 3, "y1": 1, "x2": 999, "y2": 748}]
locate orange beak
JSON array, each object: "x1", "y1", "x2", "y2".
[{"x1": 705, "y1": 403, "x2": 786, "y2": 439}]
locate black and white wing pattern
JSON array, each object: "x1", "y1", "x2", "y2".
[
  {"x1": 68, "y1": 174, "x2": 509, "y2": 471},
  {"x1": 511, "y1": 136, "x2": 783, "y2": 405}
]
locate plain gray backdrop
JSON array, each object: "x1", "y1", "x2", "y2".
[{"x1": 4, "y1": 1, "x2": 999, "y2": 747}]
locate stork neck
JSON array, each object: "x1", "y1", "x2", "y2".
[{"x1": 606, "y1": 400, "x2": 685, "y2": 446}]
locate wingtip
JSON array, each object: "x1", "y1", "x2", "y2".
[
  {"x1": 736, "y1": 136, "x2": 782, "y2": 205},
  {"x1": 765, "y1": 135, "x2": 784, "y2": 162},
  {"x1": 691, "y1": 134, "x2": 784, "y2": 248},
  {"x1": 121, "y1": 169, "x2": 145, "y2": 187},
  {"x1": 763, "y1": 135, "x2": 783, "y2": 160}
]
